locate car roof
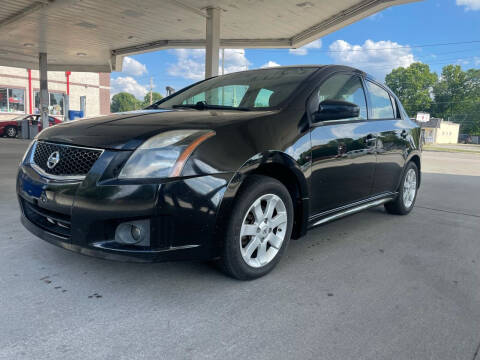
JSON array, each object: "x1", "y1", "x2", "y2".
[{"x1": 218, "y1": 64, "x2": 368, "y2": 77}]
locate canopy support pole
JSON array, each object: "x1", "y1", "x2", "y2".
[
  {"x1": 39, "y1": 52, "x2": 49, "y2": 130},
  {"x1": 205, "y1": 7, "x2": 220, "y2": 78}
]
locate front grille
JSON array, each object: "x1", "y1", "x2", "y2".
[
  {"x1": 21, "y1": 198, "x2": 71, "y2": 238},
  {"x1": 33, "y1": 141, "x2": 102, "y2": 177}
]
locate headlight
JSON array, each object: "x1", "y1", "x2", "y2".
[{"x1": 118, "y1": 130, "x2": 215, "y2": 179}]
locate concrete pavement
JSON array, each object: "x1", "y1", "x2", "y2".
[{"x1": 1, "y1": 138, "x2": 479, "y2": 360}]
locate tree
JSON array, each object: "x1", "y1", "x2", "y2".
[
  {"x1": 432, "y1": 66, "x2": 480, "y2": 134},
  {"x1": 386, "y1": 63, "x2": 480, "y2": 134},
  {"x1": 142, "y1": 92, "x2": 163, "y2": 108},
  {"x1": 110, "y1": 92, "x2": 142, "y2": 113},
  {"x1": 463, "y1": 69, "x2": 480, "y2": 134},
  {"x1": 385, "y1": 62, "x2": 437, "y2": 116},
  {"x1": 432, "y1": 65, "x2": 469, "y2": 119}
]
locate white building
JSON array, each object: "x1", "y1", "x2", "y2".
[{"x1": 0, "y1": 66, "x2": 110, "y2": 121}]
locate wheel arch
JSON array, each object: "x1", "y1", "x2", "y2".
[
  {"x1": 394, "y1": 151, "x2": 421, "y2": 191},
  {"x1": 406, "y1": 152, "x2": 421, "y2": 188},
  {"x1": 5, "y1": 124, "x2": 18, "y2": 137},
  {"x1": 215, "y1": 151, "x2": 309, "y2": 248}
]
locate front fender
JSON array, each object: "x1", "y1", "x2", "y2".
[{"x1": 213, "y1": 151, "x2": 310, "y2": 249}]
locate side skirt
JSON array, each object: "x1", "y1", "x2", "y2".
[{"x1": 308, "y1": 193, "x2": 397, "y2": 229}]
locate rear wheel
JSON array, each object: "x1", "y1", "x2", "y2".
[
  {"x1": 5, "y1": 126, "x2": 17, "y2": 138},
  {"x1": 219, "y1": 175, "x2": 293, "y2": 280},
  {"x1": 384, "y1": 161, "x2": 419, "y2": 215}
]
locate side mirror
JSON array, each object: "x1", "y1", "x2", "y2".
[{"x1": 314, "y1": 99, "x2": 360, "y2": 122}]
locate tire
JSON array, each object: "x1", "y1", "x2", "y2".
[
  {"x1": 219, "y1": 175, "x2": 294, "y2": 280},
  {"x1": 384, "y1": 161, "x2": 419, "y2": 215},
  {"x1": 5, "y1": 126, "x2": 17, "y2": 138}
]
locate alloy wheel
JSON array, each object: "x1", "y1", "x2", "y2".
[
  {"x1": 239, "y1": 193, "x2": 288, "y2": 268},
  {"x1": 7, "y1": 127, "x2": 16, "y2": 137},
  {"x1": 403, "y1": 168, "x2": 417, "y2": 208}
]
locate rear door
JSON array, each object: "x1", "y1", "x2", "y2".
[
  {"x1": 309, "y1": 73, "x2": 377, "y2": 216},
  {"x1": 364, "y1": 80, "x2": 408, "y2": 194}
]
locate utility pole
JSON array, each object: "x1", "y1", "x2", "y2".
[{"x1": 149, "y1": 77, "x2": 153, "y2": 105}]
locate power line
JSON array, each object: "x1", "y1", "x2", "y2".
[
  {"x1": 351, "y1": 55, "x2": 480, "y2": 70},
  {"x1": 320, "y1": 40, "x2": 480, "y2": 53},
  {"x1": 415, "y1": 47, "x2": 480, "y2": 58},
  {"x1": 241, "y1": 40, "x2": 480, "y2": 54}
]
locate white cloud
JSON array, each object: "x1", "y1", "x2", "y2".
[
  {"x1": 167, "y1": 49, "x2": 205, "y2": 80},
  {"x1": 456, "y1": 0, "x2": 480, "y2": 11},
  {"x1": 111, "y1": 76, "x2": 148, "y2": 99},
  {"x1": 221, "y1": 49, "x2": 250, "y2": 74},
  {"x1": 167, "y1": 49, "x2": 250, "y2": 80},
  {"x1": 261, "y1": 61, "x2": 281, "y2": 68},
  {"x1": 289, "y1": 39, "x2": 322, "y2": 56},
  {"x1": 328, "y1": 39, "x2": 416, "y2": 80},
  {"x1": 122, "y1": 56, "x2": 148, "y2": 76}
]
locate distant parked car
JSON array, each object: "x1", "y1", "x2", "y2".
[{"x1": 0, "y1": 115, "x2": 62, "y2": 138}]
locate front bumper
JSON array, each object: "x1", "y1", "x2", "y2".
[
  {"x1": 17, "y1": 150, "x2": 233, "y2": 262},
  {"x1": 20, "y1": 214, "x2": 207, "y2": 262}
]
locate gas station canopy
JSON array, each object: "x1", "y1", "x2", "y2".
[{"x1": 0, "y1": 0, "x2": 418, "y2": 74}]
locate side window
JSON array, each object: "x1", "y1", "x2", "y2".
[
  {"x1": 309, "y1": 74, "x2": 367, "y2": 120},
  {"x1": 254, "y1": 89, "x2": 274, "y2": 107},
  {"x1": 365, "y1": 81, "x2": 395, "y2": 119}
]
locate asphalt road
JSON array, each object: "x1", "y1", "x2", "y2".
[{"x1": 1, "y1": 138, "x2": 479, "y2": 360}]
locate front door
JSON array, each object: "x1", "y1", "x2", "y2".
[{"x1": 309, "y1": 73, "x2": 377, "y2": 216}]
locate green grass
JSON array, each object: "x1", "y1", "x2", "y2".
[{"x1": 423, "y1": 145, "x2": 480, "y2": 154}]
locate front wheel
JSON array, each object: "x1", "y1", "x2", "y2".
[
  {"x1": 219, "y1": 175, "x2": 294, "y2": 280},
  {"x1": 385, "y1": 161, "x2": 419, "y2": 215}
]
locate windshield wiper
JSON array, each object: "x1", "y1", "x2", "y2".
[{"x1": 172, "y1": 101, "x2": 250, "y2": 111}]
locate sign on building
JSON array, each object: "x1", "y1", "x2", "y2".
[{"x1": 416, "y1": 112, "x2": 430, "y2": 122}]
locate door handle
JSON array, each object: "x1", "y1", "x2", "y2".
[{"x1": 401, "y1": 130, "x2": 408, "y2": 139}]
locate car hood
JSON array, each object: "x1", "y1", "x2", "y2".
[{"x1": 37, "y1": 109, "x2": 275, "y2": 150}]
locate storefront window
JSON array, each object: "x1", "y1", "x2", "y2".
[
  {"x1": 0, "y1": 88, "x2": 25, "y2": 113},
  {"x1": 0, "y1": 89, "x2": 7, "y2": 113},
  {"x1": 8, "y1": 89, "x2": 25, "y2": 113},
  {"x1": 34, "y1": 91, "x2": 64, "y2": 115},
  {"x1": 49, "y1": 93, "x2": 64, "y2": 115},
  {"x1": 34, "y1": 92, "x2": 40, "y2": 114}
]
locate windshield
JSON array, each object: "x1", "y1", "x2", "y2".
[{"x1": 152, "y1": 67, "x2": 317, "y2": 111}]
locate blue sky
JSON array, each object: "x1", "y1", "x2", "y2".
[{"x1": 111, "y1": 0, "x2": 480, "y2": 99}]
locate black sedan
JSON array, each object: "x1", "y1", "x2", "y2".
[{"x1": 17, "y1": 65, "x2": 421, "y2": 279}]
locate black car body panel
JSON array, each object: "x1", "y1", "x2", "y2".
[{"x1": 17, "y1": 65, "x2": 421, "y2": 262}]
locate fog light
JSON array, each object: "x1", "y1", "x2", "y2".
[
  {"x1": 131, "y1": 225, "x2": 142, "y2": 242},
  {"x1": 115, "y1": 220, "x2": 150, "y2": 246}
]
